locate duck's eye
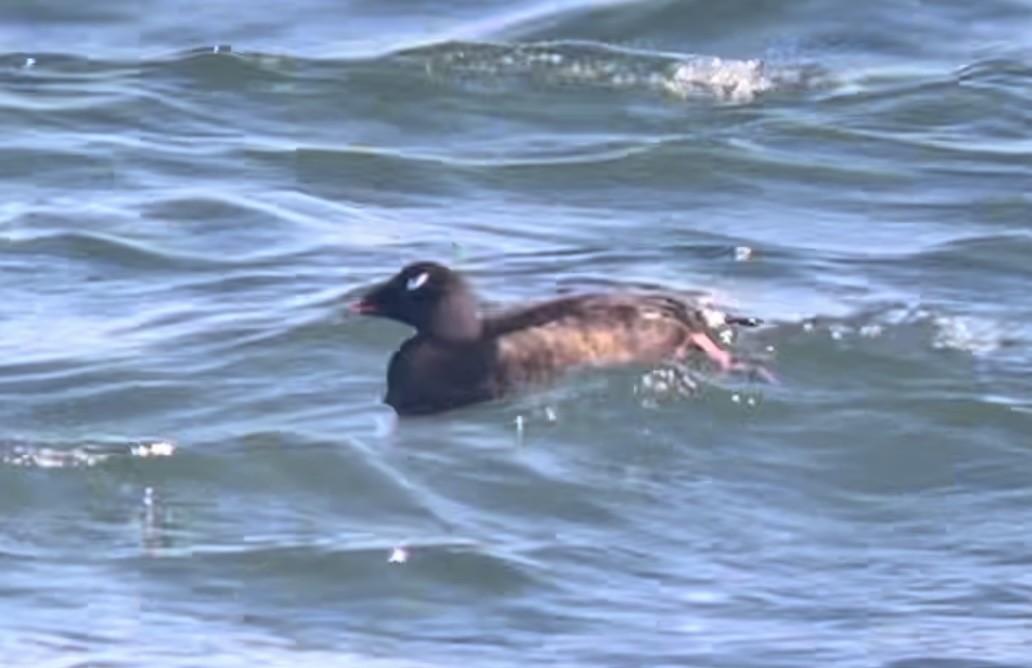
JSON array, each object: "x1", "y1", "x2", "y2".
[{"x1": 406, "y1": 272, "x2": 429, "y2": 291}]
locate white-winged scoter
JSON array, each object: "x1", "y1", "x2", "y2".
[{"x1": 350, "y1": 261, "x2": 762, "y2": 416}]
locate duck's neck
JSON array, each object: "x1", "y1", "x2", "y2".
[{"x1": 426, "y1": 291, "x2": 482, "y2": 343}]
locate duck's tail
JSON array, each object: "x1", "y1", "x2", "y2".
[{"x1": 726, "y1": 315, "x2": 762, "y2": 328}]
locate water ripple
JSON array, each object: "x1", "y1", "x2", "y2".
[{"x1": 2, "y1": 1, "x2": 1031, "y2": 665}]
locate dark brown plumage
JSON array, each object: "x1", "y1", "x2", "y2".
[{"x1": 350, "y1": 261, "x2": 760, "y2": 416}]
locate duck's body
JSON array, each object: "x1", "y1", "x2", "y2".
[{"x1": 352, "y1": 262, "x2": 759, "y2": 416}]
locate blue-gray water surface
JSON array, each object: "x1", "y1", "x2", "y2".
[{"x1": 2, "y1": 1, "x2": 1031, "y2": 666}]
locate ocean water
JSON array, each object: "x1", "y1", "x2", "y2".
[{"x1": 2, "y1": 0, "x2": 1031, "y2": 666}]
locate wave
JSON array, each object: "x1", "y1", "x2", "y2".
[
  {"x1": 3, "y1": 36, "x2": 826, "y2": 107},
  {"x1": 11, "y1": 39, "x2": 1025, "y2": 110},
  {"x1": 393, "y1": 39, "x2": 824, "y2": 104}
]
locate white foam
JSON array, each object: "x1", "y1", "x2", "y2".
[
  {"x1": 1, "y1": 440, "x2": 176, "y2": 469},
  {"x1": 929, "y1": 313, "x2": 1010, "y2": 356},
  {"x1": 664, "y1": 56, "x2": 773, "y2": 103}
]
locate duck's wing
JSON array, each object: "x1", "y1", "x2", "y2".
[
  {"x1": 485, "y1": 295, "x2": 692, "y2": 383},
  {"x1": 488, "y1": 293, "x2": 763, "y2": 382}
]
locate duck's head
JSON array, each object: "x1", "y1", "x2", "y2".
[{"x1": 350, "y1": 261, "x2": 481, "y2": 342}]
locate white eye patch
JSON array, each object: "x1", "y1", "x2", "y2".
[{"x1": 406, "y1": 272, "x2": 429, "y2": 291}]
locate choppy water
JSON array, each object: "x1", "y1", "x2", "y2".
[{"x1": 2, "y1": 1, "x2": 1031, "y2": 666}]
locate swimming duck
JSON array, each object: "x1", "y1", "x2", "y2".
[{"x1": 350, "y1": 261, "x2": 760, "y2": 415}]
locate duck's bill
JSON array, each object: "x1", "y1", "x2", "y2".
[{"x1": 348, "y1": 299, "x2": 379, "y2": 314}]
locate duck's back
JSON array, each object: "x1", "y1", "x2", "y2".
[{"x1": 487, "y1": 293, "x2": 710, "y2": 387}]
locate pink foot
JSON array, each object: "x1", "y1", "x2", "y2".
[
  {"x1": 688, "y1": 332, "x2": 733, "y2": 371},
  {"x1": 689, "y1": 332, "x2": 779, "y2": 384}
]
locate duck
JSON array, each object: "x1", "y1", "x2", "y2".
[{"x1": 350, "y1": 261, "x2": 762, "y2": 416}]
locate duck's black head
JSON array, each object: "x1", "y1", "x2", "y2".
[{"x1": 350, "y1": 261, "x2": 481, "y2": 342}]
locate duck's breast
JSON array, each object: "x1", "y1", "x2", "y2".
[{"x1": 385, "y1": 338, "x2": 497, "y2": 414}]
